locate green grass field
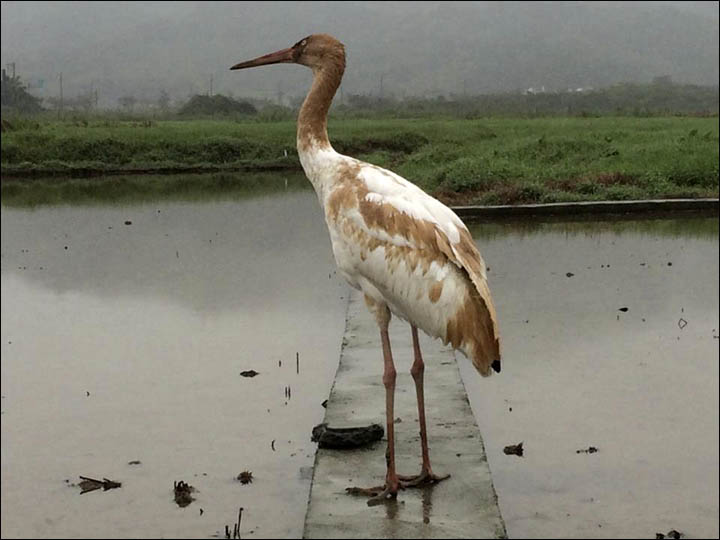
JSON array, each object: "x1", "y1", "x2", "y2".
[{"x1": 2, "y1": 116, "x2": 717, "y2": 205}]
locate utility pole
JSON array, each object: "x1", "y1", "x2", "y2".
[
  {"x1": 58, "y1": 72, "x2": 63, "y2": 117},
  {"x1": 209, "y1": 74, "x2": 213, "y2": 96},
  {"x1": 7, "y1": 62, "x2": 16, "y2": 78}
]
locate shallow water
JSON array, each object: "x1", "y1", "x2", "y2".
[
  {"x1": 462, "y1": 216, "x2": 719, "y2": 539},
  {"x1": 1, "y1": 181, "x2": 718, "y2": 538},
  {"x1": 1, "y1": 186, "x2": 347, "y2": 538}
]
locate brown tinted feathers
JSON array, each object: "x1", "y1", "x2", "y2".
[
  {"x1": 327, "y1": 170, "x2": 500, "y2": 377},
  {"x1": 435, "y1": 228, "x2": 501, "y2": 377}
]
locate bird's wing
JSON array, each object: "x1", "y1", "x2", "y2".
[
  {"x1": 356, "y1": 164, "x2": 488, "y2": 279},
  {"x1": 325, "y1": 161, "x2": 501, "y2": 374},
  {"x1": 353, "y1": 163, "x2": 499, "y2": 337}
]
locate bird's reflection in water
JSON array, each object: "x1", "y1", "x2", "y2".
[
  {"x1": 383, "y1": 498, "x2": 399, "y2": 521},
  {"x1": 421, "y1": 486, "x2": 433, "y2": 524},
  {"x1": 378, "y1": 485, "x2": 435, "y2": 524}
]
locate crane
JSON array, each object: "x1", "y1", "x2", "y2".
[{"x1": 231, "y1": 34, "x2": 501, "y2": 506}]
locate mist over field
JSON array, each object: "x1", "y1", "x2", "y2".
[{"x1": 1, "y1": 1, "x2": 718, "y2": 107}]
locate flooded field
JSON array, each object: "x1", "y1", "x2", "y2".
[
  {"x1": 1, "y1": 177, "x2": 718, "y2": 538},
  {"x1": 1, "y1": 181, "x2": 348, "y2": 538},
  {"x1": 463, "y1": 216, "x2": 719, "y2": 539}
]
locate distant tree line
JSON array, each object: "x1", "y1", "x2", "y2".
[
  {"x1": 332, "y1": 78, "x2": 719, "y2": 118},
  {"x1": 2, "y1": 72, "x2": 717, "y2": 119},
  {"x1": 1, "y1": 69, "x2": 43, "y2": 114},
  {"x1": 178, "y1": 94, "x2": 256, "y2": 116}
]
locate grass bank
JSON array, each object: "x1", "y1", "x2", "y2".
[{"x1": 2, "y1": 116, "x2": 717, "y2": 205}]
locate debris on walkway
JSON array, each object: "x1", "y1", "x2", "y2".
[
  {"x1": 311, "y1": 423, "x2": 384, "y2": 449},
  {"x1": 503, "y1": 442, "x2": 524, "y2": 457},
  {"x1": 656, "y1": 529, "x2": 683, "y2": 539}
]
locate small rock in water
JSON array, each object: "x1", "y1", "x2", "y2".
[
  {"x1": 237, "y1": 471, "x2": 253, "y2": 485},
  {"x1": 240, "y1": 370, "x2": 259, "y2": 378},
  {"x1": 173, "y1": 480, "x2": 195, "y2": 507}
]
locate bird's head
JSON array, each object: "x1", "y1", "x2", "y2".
[{"x1": 230, "y1": 34, "x2": 345, "y2": 72}]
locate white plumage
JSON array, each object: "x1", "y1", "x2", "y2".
[
  {"x1": 304, "y1": 148, "x2": 487, "y2": 353},
  {"x1": 231, "y1": 33, "x2": 500, "y2": 504}
]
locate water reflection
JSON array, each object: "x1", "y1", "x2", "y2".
[
  {"x1": 421, "y1": 486, "x2": 433, "y2": 525},
  {"x1": 2, "y1": 179, "x2": 718, "y2": 538},
  {"x1": 469, "y1": 214, "x2": 719, "y2": 240},
  {"x1": 1, "y1": 183, "x2": 347, "y2": 539},
  {"x1": 1, "y1": 171, "x2": 310, "y2": 207},
  {"x1": 1, "y1": 187, "x2": 332, "y2": 314},
  {"x1": 462, "y1": 216, "x2": 719, "y2": 539}
]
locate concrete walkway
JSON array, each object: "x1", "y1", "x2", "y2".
[
  {"x1": 452, "y1": 197, "x2": 719, "y2": 219},
  {"x1": 303, "y1": 290, "x2": 507, "y2": 539}
]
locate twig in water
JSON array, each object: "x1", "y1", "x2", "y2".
[
  {"x1": 78, "y1": 475, "x2": 122, "y2": 494},
  {"x1": 237, "y1": 507, "x2": 243, "y2": 539}
]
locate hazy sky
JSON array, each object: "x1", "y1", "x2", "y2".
[{"x1": 1, "y1": 1, "x2": 718, "y2": 107}]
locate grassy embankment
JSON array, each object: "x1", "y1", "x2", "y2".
[{"x1": 1, "y1": 116, "x2": 717, "y2": 205}]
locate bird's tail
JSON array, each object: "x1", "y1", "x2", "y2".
[
  {"x1": 465, "y1": 322, "x2": 501, "y2": 377},
  {"x1": 445, "y1": 287, "x2": 501, "y2": 377}
]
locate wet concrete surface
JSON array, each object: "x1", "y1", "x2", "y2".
[
  {"x1": 304, "y1": 291, "x2": 506, "y2": 539},
  {"x1": 2, "y1": 186, "x2": 718, "y2": 539}
]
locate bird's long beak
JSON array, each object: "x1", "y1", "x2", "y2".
[{"x1": 230, "y1": 47, "x2": 294, "y2": 70}]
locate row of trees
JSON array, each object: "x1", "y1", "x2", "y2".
[
  {"x1": 3, "y1": 70, "x2": 718, "y2": 118},
  {"x1": 334, "y1": 78, "x2": 719, "y2": 117},
  {"x1": 0, "y1": 69, "x2": 43, "y2": 113},
  {"x1": 0, "y1": 72, "x2": 255, "y2": 116}
]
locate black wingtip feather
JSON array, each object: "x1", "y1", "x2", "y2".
[{"x1": 491, "y1": 359, "x2": 501, "y2": 373}]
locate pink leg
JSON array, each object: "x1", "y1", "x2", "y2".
[
  {"x1": 378, "y1": 323, "x2": 400, "y2": 499},
  {"x1": 397, "y1": 325, "x2": 450, "y2": 487},
  {"x1": 346, "y1": 303, "x2": 400, "y2": 505}
]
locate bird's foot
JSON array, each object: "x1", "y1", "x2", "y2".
[
  {"x1": 397, "y1": 469, "x2": 450, "y2": 488},
  {"x1": 346, "y1": 483, "x2": 401, "y2": 506}
]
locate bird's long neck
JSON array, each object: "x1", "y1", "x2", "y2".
[{"x1": 297, "y1": 55, "x2": 345, "y2": 152}]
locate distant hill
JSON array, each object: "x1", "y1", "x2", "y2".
[{"x1": 1, "y1": 1, "x2": 717, "y2": 106}]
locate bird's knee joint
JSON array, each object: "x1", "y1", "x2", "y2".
[
  {"x1": 383, "y1": 368, "x2": 396, "y2": 388},
  {"x1": 410, "y1": 362, "x2": 424, "y2": 380}
]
